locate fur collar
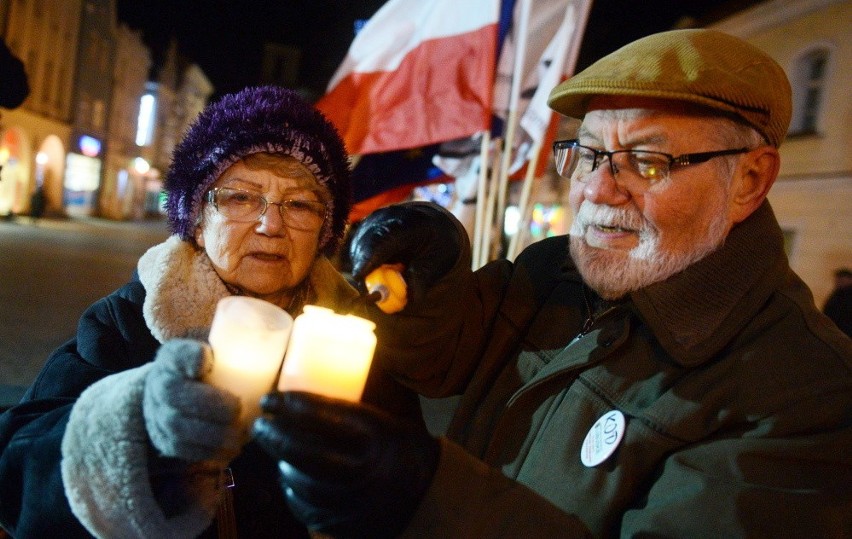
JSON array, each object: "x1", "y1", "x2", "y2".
[{"x1": 137, "y1": 235, "x2": 358, "y2": 343}]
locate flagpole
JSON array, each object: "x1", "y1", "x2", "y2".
[
  {"x1": 479, "y1": 138, "x2": 503, "y2": 267},
  {"x1": 472, "y1": 130, "x2": 490, "y2": 269},
  {"x1": 494, "y1": 0, "x2": 532, "y2": 261},
  {"x1": 507, "y1": 138, "x2": 543, "y2": 259}
]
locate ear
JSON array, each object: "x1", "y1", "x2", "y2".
[
  {"x1": 194, "y1": 223, "x2": 205, "y2": 248},
  {"x1": 729, "y1": 146, "x2": 780, "y2": 224}
]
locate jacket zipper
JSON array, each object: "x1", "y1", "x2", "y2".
[{"x1": 579, "y1": 284, "x2": 596, "y2": 337}]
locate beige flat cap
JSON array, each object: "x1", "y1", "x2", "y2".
[{"x1": 548, "y1": 29, "x2": 792, "y2": 147}]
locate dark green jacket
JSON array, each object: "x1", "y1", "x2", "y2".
[{"x1": 375, "y1": 202, "x2": 852, "y2": 537}]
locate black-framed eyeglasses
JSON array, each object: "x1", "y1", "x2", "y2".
[
  {"x1": 552, "y1": 139, "x2": 751, "y2": 189},
  {"x1": 206, "y1": 187, "x2": 326, "y2": 231}
]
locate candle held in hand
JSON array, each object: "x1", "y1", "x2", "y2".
[
  {"x1": 207, "y1": 296, "x2": 293, "y2": 424},
  {"x1": 278, "y1": 305, "x2": 377, "y2": 402}
]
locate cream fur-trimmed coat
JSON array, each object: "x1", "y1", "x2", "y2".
[{"x1": 60, "y1": 235, "x2": 358, "y2": 538}]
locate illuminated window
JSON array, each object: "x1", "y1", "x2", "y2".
[
  {"x1": 790, "y1": 47, "x2": 831, "y2": 136},
  {"x1": 136, "y1": 93, "x2": 156, "y2": 146}
]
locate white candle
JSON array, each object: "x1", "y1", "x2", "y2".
[
  {"x1": 278, "y1": 305, "x2": 377, "y2": 402},
  {"x1": 206, "y1": 296, "x2": 293, "y2": 424}
]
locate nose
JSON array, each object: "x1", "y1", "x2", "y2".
[
  {"x1": 255, "y1": 202, "x2": 286, "y2": 236},
  {"x1": 582, "y1": 158, "x2": 631, "y2": 205}
]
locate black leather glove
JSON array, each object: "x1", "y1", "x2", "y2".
[
  {"x1": 252, "y1": 391, "x2": 441, "y2": 538},
  {"x1": 349, "y1": 201, "x2": 470, "y2": 304},
  {"x1": 143, "y1": 338, "x2": 244, "y2": 463}
]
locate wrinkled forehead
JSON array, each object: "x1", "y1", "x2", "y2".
[
  {"x1": 580, "y1": 96, "x2": 733, "y2": 143},
  {"x1": 586, "y1": 95, "x2": 727, "y2": 120},
  {"x1": 242, "y1": 153, "x2": 317, "y2": 181},
  {"x1": 236, "y1": 152, "x2": 330, "y2": 200},
  {"x1": 584, "y1": 95, "x2": 736, "y2": 126}
]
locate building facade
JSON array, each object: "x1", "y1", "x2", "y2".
[
  {"x1": 0, "y1": 0, "x2": 82, "y2": 217},
  {"x1": 0, "y1": 0, "x2": 213, "y2": 221},
  {"x1": 100, "y1": 24, "x2": 152, "y2": 220},
  {"x1": 144, "y1": 40, "x2": 214, "y2": 215},
  {"x1": 711, "y1": 0, "x2": 852, "y2": 307},
  {"x1": 64, "y1": 0, "x2": 116, "y2": 217}
]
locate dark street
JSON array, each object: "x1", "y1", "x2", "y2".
[{"x1": 0, "y1": 216, "x2": 169, "y2": 407}]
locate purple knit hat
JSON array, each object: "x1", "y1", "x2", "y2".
[{"x1": 164, "y1": 85, "x2": 352, "y2": 255}]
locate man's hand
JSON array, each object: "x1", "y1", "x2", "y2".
[
  {"x1": 253, "y1": 391, "x2": 440, "y2": 538},
  {"x1": 349, "y1": 202, "x2": 470, "y2": 305},
  {"x1": 143, "y1": 338, "x2": 244, "y2": 463}
]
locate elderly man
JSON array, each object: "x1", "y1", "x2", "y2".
[{"x1": 254, "y1": 29, "x2": 852, "y2": 537}]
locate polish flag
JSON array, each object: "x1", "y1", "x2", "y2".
[{"x1": 316, "y1": 0, "x2": 500, "y2": 156}]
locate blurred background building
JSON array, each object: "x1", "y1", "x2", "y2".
[
  {"x1": 709, "y1": 0, "x2": 851, "y2": 309},
  {"x1": 0, "y1": 0, "x2": 212, "y2": 221}
]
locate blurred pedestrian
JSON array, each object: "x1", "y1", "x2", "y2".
[
  {"x1": 823, "y1": 267, "x2": 852, "y2": 337},
  {"x1": 28, "y1": 186, "x2": 45, "y2": 218},
  {"x1": 254, "y1": 29, "x2": 852, "y2": 538},
  {"x1": 0, "y1": 85, "x2": 418, "y2": 538}
]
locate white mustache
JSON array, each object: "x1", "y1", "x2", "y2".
[{"x1": 570, "y1": 201, "x2": 646, "y2": 236}]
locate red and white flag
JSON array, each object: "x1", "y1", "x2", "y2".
[{"x1": 316, "y1": 0, "x2": 500, "y2": 156}]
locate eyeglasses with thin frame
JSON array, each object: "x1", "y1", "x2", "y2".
[
  {"x1": 552, "y1": 139, "x2": 751, "y2": 190},
  {"x1": 206, "y1": 187, "x2": 326, "y2": 231}
]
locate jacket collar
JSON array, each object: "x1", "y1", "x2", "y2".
[
  {"x1": 137, "y1": 235, "x2": 357, "y2": 343},
  {"x1": 628, "y1": 201, "x2": 789, "y2": 366}
]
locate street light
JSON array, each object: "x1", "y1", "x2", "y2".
[{"x1": 133, "y1": 157, "x2": 150, "y2": 175}]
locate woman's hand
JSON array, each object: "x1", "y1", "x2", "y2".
[{"x1": 143, "y1": 338, "x2": 244, "y2": 463}]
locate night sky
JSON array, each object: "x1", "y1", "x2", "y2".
[
  {"x1": 116, "y1": 0, "x2": 386, "y2": 99},
  {"x1": 116, "y1": 0, "x2": 757, "y2": 101}
]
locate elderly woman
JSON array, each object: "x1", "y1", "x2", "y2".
[{"x1": 0, "y1": 86, "x2": 417, "y2": 538}]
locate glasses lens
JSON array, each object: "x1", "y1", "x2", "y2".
[
  {"x1": 627, "y1": 151, "x2": 669, "y2": 183},
  {"x1": 554, "y1": 144, "x2": 573, "y2": 177},
  {"x1": 214, "y1": 188, "x2": 265, "y2": 221},
  {"x1": 555, "y1": 141, "x2": 591, "y2": 179},
  {"x1": 577, "y1": 147, "x2": 601, "y2": 179},
  {"x1": 279, "y1": 200, "x2": 326, "y2": 231},
  {"x1": 211, "y1": 188, "x2": 326, "y2": 229}
]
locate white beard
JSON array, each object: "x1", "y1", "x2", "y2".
[{"x1": 569, "y1": 200, "x2": 729, "y2": 299}]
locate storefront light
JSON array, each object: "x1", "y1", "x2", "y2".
[
  {"x1": 504, "y1": 205, "x2": 520, "y2": 236},
  {"x1": 133, "y1": 157, "x2": 150, "y2": 174},
  {"x1": 79, "y1": 135, "x2": 101, "y2": 157}
]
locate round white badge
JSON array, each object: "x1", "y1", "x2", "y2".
[{"x1": 580, "y1": 410, "x2": 626, "y2": 467}]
